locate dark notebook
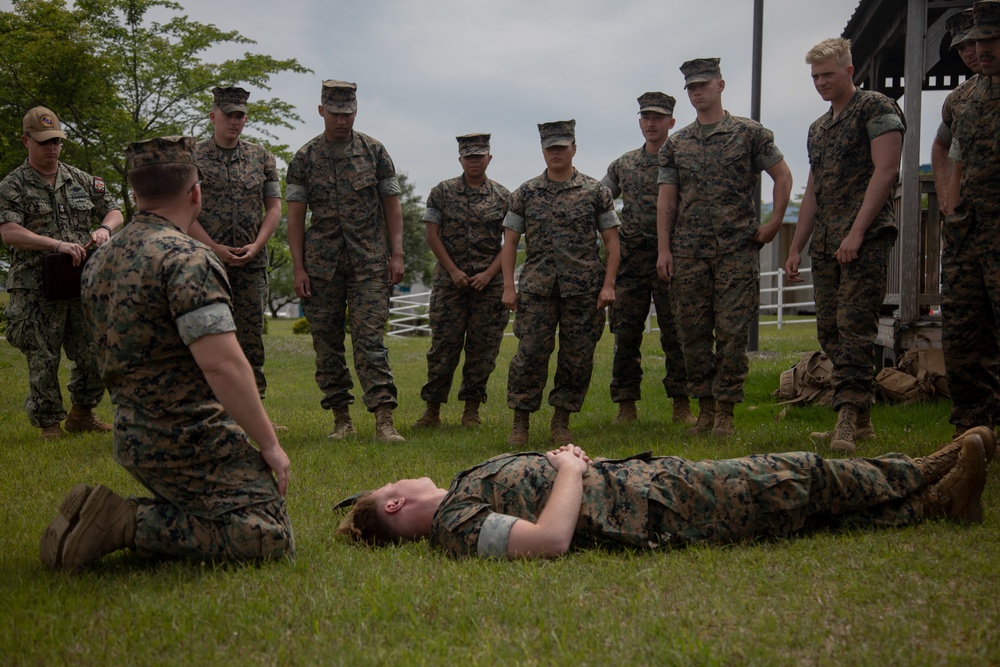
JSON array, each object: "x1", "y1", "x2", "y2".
[{"x1": 41, "y1": 250, "x2": 92, "y2": 301}]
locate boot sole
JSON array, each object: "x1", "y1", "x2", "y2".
[
  {"x1": 60, "y1": 485, "x2": 116, "y2": 572},
  {"x1": 953, "y1": 436, "x2": 988, "y2": 524},
  {"x1": 40, "y1": 484, "x2": 93, "y2": 568}
]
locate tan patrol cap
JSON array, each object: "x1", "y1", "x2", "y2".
[
  {"x1": 680, "y1": 58, "x2": 722, "y2": 88},
  {"x1": 126, "y1": 136, "x2": 201, "y2": 176},
  {"x1": 22, "y1": 107, "x2": 66, "y2": 142},
  {"x1": 637, "y1": 92, "x2": 676, "y2": 116},
  {"x1": 968, "y1": 1, "x2": 1000, "y2": 40},
  {"x1": 212, "y1": 86, "x2": 250, "y2": 114}
]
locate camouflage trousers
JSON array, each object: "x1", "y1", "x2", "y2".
[
  {"x1": 421, "y1": 281, "x2": 508, "y2": 404},
  {"x1": 303, "y1": 271, "x2": 397, "y2": 412},
  {"x1": 609, "y1": 276, "x2": 687, "y2": 403},
  {"x1": 507, "y1": 289, "x2": 605, "y2": 413},
  {"x1": 811, "y1": 235, "x2": 891, "y2": 411},
  {"x1": 4, "y1": 289, "x2": 105, "y2": 428},
  {"x1": 671, "y1": 248, "x2": 758, "y2": 404},
  {"x1": 647, "y1": 452, "x2": 925, "y2": 548},
  {"x1": 227, "y1": 266, "x2": 269, "y2": 399},
  {"x1": 941, "y1": 215, "x2": 1000, "y2": 429},
  {"x1": 126, "y1": 445, "x2": 293, "y2": 562}
]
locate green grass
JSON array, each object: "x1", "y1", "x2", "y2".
[{"x1": 1, "y1": 318, "x2": 998, "y2": 666}]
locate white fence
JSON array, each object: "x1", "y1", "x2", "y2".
[{"x1": 388, "y1": 269, "x2": 816, "y2": 336}]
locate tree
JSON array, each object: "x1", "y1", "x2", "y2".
[
  {"x1": 0, "y1": 0, "x2": 311, "y2": 216},
  {"x1": 398, "y1": 172, "x2": 433, "y2": 289}
]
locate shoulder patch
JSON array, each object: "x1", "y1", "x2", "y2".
[{"x1": 93, "y1": 177, "x2": 105, "y2": 194}]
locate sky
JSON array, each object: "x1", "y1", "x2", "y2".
[{"x1": 5, "y1": 0, "x2": 954, "y2": 203}]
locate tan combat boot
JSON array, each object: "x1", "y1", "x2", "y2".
[
  {"x1": 672, "y1": 396, "x2": 697, "y2": 425},
  {"x1": 374, "y1": 404, "x2": 405, "y2": 442},
  {"x1": 327, "y1": 407, "x2": 356, "y2": 440},
  {"x1": 64, "y1": 406, "x2": 112, "y2": 433},
  {"x1": 58, "y1": 485, "x2": 136, "y2": 571},
  {"x1": 413, "y1": 402, "x2": 442, "y2": 429},
  {"x1": 507, "y1": 410, "x2": 530, "y2": 446},
  {"x1": 918, "y1": 432, "x2": 988, "y2": 524},
  {"x1": 830, "y1": 404, "x2": 858, "y2": 453},
  {"x1": 712, "y1": 401, "x2": 735, "y2": 438},
  {"x1": 614, "y1": 400, "x2": 638, "y2": 424},
  {"x1": 854, "y1": 406, "x2": 875, "y2": 440},
  {"x1": 40, "y1": 424, "x2": 64, "y2": 440},
  {"x1": 939, "y1": 426, "x2": 996, "y2": 463},
  {"x1": 40, "y1": 483, "x2": 93, "y2": 568},
  {"x1": 685, "y1": 397, "x2": 715, "y2": 436},
  {"x1": 461, "y1": 401, "x2": 482, "y2": 427},
  {"x1": 550, "y1": 407, "x2": 573, "y2": 445}
]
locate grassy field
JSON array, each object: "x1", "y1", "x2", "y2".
[{"x1": 1, "y1": 318, "x2": 997, "y2": 666}]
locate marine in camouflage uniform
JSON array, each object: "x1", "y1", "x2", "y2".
[
  {"x1": 785, "y1": 38, "x2": 904, "y2": 452},
  {"x1": 502, "y1": 119, "x2": 620, "y2": 445},
  {"x1": 40, "y1": 136, "x2": 292, "y2": 572},
  {"x1": 191, "y1": 87, "x2": 282, "y2": 401},
  {"x1": 286, "y1": 80, "x2": 405, "y2": 442},
  {"x1": 415, "y1": 134, "x2": 510, "y2": 429},
  {"x1": 941, "y1": 2, "x2": 1000, "y2": 434},
  {"x1": 657, "y1": 59, "x2": 791, "y2": 438},
  {"x1": 339, "y1": 429, "x2": 992, "y2": 559},
  {"x1": 0, "y1": 106, "x2": 123, "y2": 438},
  {"x1": 602, "y1": 92, "x2": 692, "y2": 425}
]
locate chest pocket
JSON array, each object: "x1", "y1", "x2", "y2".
[
  {"x1": 24, "y1": 197, "x2": 54, "y2": 216},
  {"x1": 241, "y1": 171, "x2": 265, "y2": 192},
  {"x1": 720, "y1": 136, "x2": 750, "y2": 176}
]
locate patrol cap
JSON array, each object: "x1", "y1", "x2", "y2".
[
  {"x1": 637, "y1": 92, "x2": 676, "y2": 116},
  {"x1": 538, "y1": 119, "x2": 575, "y2": 148},
  {"x1": 680, "y1": 58, "x2": 722, "y2": 88},
  {"x1": 212, "y1": 86, "x2": 250, "y2": 113},
  {"x1": 22, "y1": 106, "x2": 66, "y2": 142},
  {"x1": 126, "y1": 135, "x2": 201, "y2": 176},
  {"x1": 968, "y1": 1, "x2": 1000, "y2": 40},
  {"x1": 322, "y1": 80, "x2": 358, "y2": 113},
  {"x1": 456, "y1": 133, "x2": 490, "y2": 156}
]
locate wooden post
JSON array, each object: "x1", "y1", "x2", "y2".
[{"x1": 899, "y1": 0, "x2": 925, "y2": 326}]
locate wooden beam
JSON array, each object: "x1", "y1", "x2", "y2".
[{"x1": 899, "y1": 0, "x2": 925, "y2": 324}]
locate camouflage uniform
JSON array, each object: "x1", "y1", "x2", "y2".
[
  {"x1": 195, "y1": 135, "x2": 281, "y2": 398},
  {"x1": 421, "y1": 174, "x2": 510, "y2": 404},
  {"x1": 431, "y1": 450, "x2": 927, "y2": 559},
  {"x1": 0, "y1": 160, "x2": 116, "y2": 427},
  {"x1": 658, "y1": 112, "x2": 784, "y2": 404},
  {"x1": 602, "y1": 147, "x2": 687, "y2": 402},
  {"x1": 81, "y1": 211, "x2": 293, "y2": 561},
  {"x1": 286, "y1": 130, "x2": 401, "y2": 411},
  {"x1": 806, "y1": 90, "x2": 904, "y2": 410},
  {"x1": 504, "y1": 169, "x2": 619, "y2": 412},
  {"x1": 943, "y1": 72, "x2": 1000, "y2": 429}
]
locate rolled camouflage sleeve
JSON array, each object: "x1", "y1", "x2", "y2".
[
  {"x1": 285, "y1": 150, "x2": 309, "y2": 204},
  {"x1": 176, "y1": 302, "x2": 236, "y2": 346},
  {"x1": 502, "y1": 187, "x2": 526, "y2": 233},
  {"x1": 752, "y1": 127, "x2": 784, "y2": 173},
  {"x1": 657, "y1": 140, "x2": 679, "y2": 185},
  {"x1": 263, "y1": 151, "x2": 282, "y2": 200},
  {"x1": 601, "y1": 161, "x2": 622, "y2": 199},
  {"x1": 477, "y1": 513, "x2": 518, "y2": 559},
  {"x1": 596, "y1": 183, "x2": 620, "y2": 231},
  {"x1": 866, "y1": 114, "x2": 905, "y2": 140}
]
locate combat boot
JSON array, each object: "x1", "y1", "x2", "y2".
[
  {"x1": 930, "y1": 426, "x2": 996, "y2": 466},
  {"x1": 59, "y1": 485, "x2": 137, "y2": 571},
  {"x1": 461, "y1": 401, "x2": 482, "y2": 427},
  {"x1": 64, "y1": 405, "x2": 112, "y2": 433},
  {"x1": 918, "y1": 432, "x2": 988, "y2": 524},
  {"x1": 374, "y1": 404, "x2": 405, "y2": 442},
  {"x1": 830, "y1": 404, "x2": 858, "y2": 453},
  {"x1": 855, "y1": 405, "x2": 875, "y2": 440},
  {"x1": 413, "y1": 402, "x2": 442, "y2": 429},
  {"x1": 40, "y1": 483, "x2": 93, "y2": 568},
  {"x1": 712, "y1": 401, "x2": 736, "y2": 437},
  {"x1": 672, "y1": 396, "x2": 697, "y2": 425},
  {"x1": 614, "y1": 400, "x2": 638, "y2": 424},
  {"x1": 40, "y1": 424, "x2": 64, "y2": 440},
  {"x1": 550, "y1": 407, "x2": 574, "y2": 444},
  {"x1": 327, "y1": 407, "x2": 355, "y2": 440},
  {"x1": 685, "y1": 397, "x2": 715, "y2": 436},
  {"x1": 507, "y1": 410, "x2": 530, "y2": 446}
]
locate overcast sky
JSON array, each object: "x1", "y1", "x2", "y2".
[{"x1": 8, "y1": 0, "x2": 953, "y2": 203}]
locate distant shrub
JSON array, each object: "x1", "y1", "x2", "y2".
[{"x1": 292, "y1": 317, "x2": 310, "y2": 335}]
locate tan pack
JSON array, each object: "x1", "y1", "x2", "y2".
[
  {"x1": 875, "y1": 346, "x2": 949, "y2": 404},
  {"x1": 774, "y1": 351, "x2": 834, "y2": 407}
]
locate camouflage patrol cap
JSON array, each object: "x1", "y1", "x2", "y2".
[
  {"x1": 322, "y1": 80, "x2": 358, "y2": 113},
  {"x1": 637, "y1": 92, "x2": 676, "y2": 116},
  {"x1": 946, "y1": 9, "x2": 976, "y2": 48},
  {"x1": 126, "y1": 136, "x2": 201, "y2": 175},
  {"x1": 538, "y1": 119, "x2": 575, "y2": 148},
  {"x1": 22, "y1": 106, "x2": 66, "y2": 142},
  {"x1": 212, "y1": 86, "x2": 250, "y2": 113},
  {"x1": 680, "y1": 58, "x2": 722, "y2": 88},
  {"x1": 456, "y1": 133, "x2": 490, "y2": 156},
  {"x1": 968, "y1": 1, "x2": 1000, "y2": 40}
]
